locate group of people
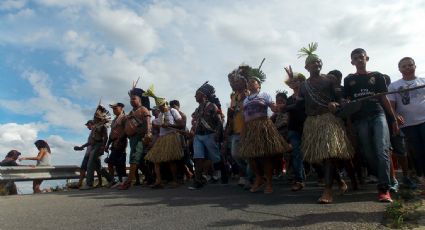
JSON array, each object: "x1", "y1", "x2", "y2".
[
  {"x1": 1, "y1": 140, "x2": 52, "y2": 194},
  {"x1": 3, "y1": 43, "x2": 425, "y2": 204}
]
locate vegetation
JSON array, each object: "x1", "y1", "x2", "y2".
[{"x1": 384, "y1": 188, "x2": 424, "y2": 229}]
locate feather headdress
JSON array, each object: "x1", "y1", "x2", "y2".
[
  {"x1": 93, "y1": 99, "x2": 112, "y2": 127},
  {"x1": 249, "y1": 58, "x2": 267, "y2": 83},
  {"x1": 298, "y1": 42, "x2": 320, "y2": 65},
  {"x1": 128, "y1": 77, "x2": 151, "y2": 110}
]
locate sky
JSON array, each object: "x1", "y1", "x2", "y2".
[{"x1": 0, "y1": 0, "x2": 424, "y2": 166}]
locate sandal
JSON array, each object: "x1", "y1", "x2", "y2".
[
  {"x1": 150, "y1": 183, "x2": 164, "y2": 189},
  {"x1": 318, "y1": 197, "x2": 333, "y2": 204},
  {"x1": 264, "y1": 186, "x2": 273, "y2": 194}
]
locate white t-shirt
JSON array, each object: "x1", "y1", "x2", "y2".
[
  {"x1": 158, "y1": 108, "x2": 182, "y2": 136},
  {"x1": 388, "y1": 77, "x2": 425, "y2": 127}
]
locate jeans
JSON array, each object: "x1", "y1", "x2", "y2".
[
  {"x1": 402, "y1": 122, "x2": 425, "y2": 177},
  {"x1": 354, "y1": 113, "x2": 391, "y2": 191},
  {"x1": 231, "y1": 134, "x2": 248, "y2": 176},
  {"x1": 288, "y1": 130, "x2": 305, "y2": 182},
  {"x1": 193, "y1": 133, "x2": 221, "y2": 163},
  {"x1": 86, "y1": 143, "x2": 113, "y2": 186}
]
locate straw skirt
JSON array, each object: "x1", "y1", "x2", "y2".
[
  {"x1": 301, "y1": 113, "x2": 354, "y2": 163},
  {"x1": 145, "y1": 132, "x2": 184, "y2": 163},
  {"x1": 239, "y1": 117, "x2": 290, "y2": 159}
]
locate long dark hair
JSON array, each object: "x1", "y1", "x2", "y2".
[{"x1": 34, "y1": 140, "x2": 51, "y2": 153}]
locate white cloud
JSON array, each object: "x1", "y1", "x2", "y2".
[
  {"x1": 2, "y1": 0, "x2": 425, "y2": 136},
  {"x1": 0, "y1": 70, "x2": 87, "y2": 132},
  {"x1": 5, "y1": 8, "x2": 34, "y2": 20},
  {"x1": 0, "y1": 123, "x2": 82, "y2": 166},
  {"x1": 89, "y1": 5, "x2": 160, "y2": 56},
  {"x1": 0, "y1": 0, "x2": 27, "y2": 10}
]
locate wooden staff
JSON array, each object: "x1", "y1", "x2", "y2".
[{"x1": 337, "y1": 84, "x2": 425, "y2": 118}]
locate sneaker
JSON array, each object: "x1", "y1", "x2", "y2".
[
  {"x1": 79, "y1": 185, "x2": 93, "y2": 190},
  {"x1": 118, "y1": 181, "x2": 131, "y2": 190},
  {"x1": 212, "y1": 170, "x2": 221, "y2": 182},
  {"x1": 111, "y1": 182, "x2": 122, "y2": 189},
  {"x1": 402, "y1": 177, "x2": 417, "y2": 190},
  {"x1": 202, "y1": 174, "x2": 211, "y2": 182},
  {"x1": 188, "y1": 181, "x2": 204, "y2": 190},
  {"x1": 378, "y1": 191, "x2": 393, "y2": 203},
  {"x1": 291, "y1": 182, "x2": 305, "y2": 191},
  {"x1": 238, "y1": 177, "x2": 247, "y2": 187},
  {"x1": 243, "y1": 181, "x2": 252, "y2": 190},
  {"x1": 366, "y1": 175, "x2": 379, "y2": 184},
  {"x1": 106, "y1": 180, "x2": 118, "y2": 188},
  {"x1": 389, "y1": 179, "x2": 399, "y2": 193}
]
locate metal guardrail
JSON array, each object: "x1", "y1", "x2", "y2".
[{"x1": 0, "y1": 165, "x2": 80, "y2": 182}]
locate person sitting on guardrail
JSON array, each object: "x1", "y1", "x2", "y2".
[
  {"x1": 0, "y1": 150, "x2": 22, "y2": 195},
  {"x1": 1, "y1": 150, "x2": 21, "y2": 166},
  {"x1": 19, "y1": 140, "x2": 51, "y2": 193}
]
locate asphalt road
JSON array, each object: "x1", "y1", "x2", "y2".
[{"x1": 0, "y1": 180, "x2": 388, "y2": 230}]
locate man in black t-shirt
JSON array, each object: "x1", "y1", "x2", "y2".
[{"x1": 343, "y1": 48, "x2": 399, "y2": 203}]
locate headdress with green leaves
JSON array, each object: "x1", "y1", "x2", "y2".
[
  {"x1": 143, "y1": 85, "x2": 167, "y2": 107},
  {"x1": 298, "y1": 42, "x2": 320, "y2": 65}
]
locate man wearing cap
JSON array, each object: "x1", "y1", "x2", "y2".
[
  {"x1": 106, "y1": 103, "x2": 127, "y2": 184},
  {"x1": 74, "y1": 120, "x2": 114, "y2": 189}
]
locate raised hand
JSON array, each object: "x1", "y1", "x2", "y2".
[{"x1": 284, "y1": 65, "x2": 294, "y2": 79}]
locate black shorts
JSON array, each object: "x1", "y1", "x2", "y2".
[
  {"x1": 390, "y1": 132, "x2": 406, "y2": 157},
  {"x1": 107, "y1": 149, "x2": 126, "y2": 166}
]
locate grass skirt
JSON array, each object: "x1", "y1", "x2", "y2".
[
  {"x1": 239, "y1": 117, "x2": 290, "y2": 159},
  {"x1": 301, "y1": 113, "x2": 354, "y2": 163},
  {"x1": 145, "y1": 132, "x2": 184, "y2": 163}
]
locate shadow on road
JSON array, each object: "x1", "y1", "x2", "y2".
[
  {"x1": 60, "y1": 180, "x2": 381, "y2": 211},
  {"x1": 207, "y1": 210, "x2": 382, "y2": 228}
]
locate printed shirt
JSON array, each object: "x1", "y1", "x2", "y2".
[
  {"x1": 193, "y1": 102, "x2": 221, "y2": 135},
  {"x1": 110, "y1": 112, "x2": 127, "y2": 149},
  {"x1": 388, "y1": 77, "x2": 425, "y2": 127},
  {"x1": 343, "y1": 72, "x2": 387, "y2": 120},
  {"x1": 243, "y1": 91, "x2": 273, "y2": 122}
]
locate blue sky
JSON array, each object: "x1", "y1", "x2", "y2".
[{"x1": 1, "y1": 0, "x2": 424, "y2": 165}]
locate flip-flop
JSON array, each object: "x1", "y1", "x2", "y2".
[
  {"x1": 249, "y1": 183, "x2": 265, "y2": 193},
  {"x1": 150, "y1": 183, "x2": 164, "y2": 189},
  {"x1": 318, "y1": 197, "x2": 333, "y2": 204}
]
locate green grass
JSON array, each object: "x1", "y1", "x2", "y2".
[{"x1": 384, "y1": 188, "x2": 424, "y2": 229}]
